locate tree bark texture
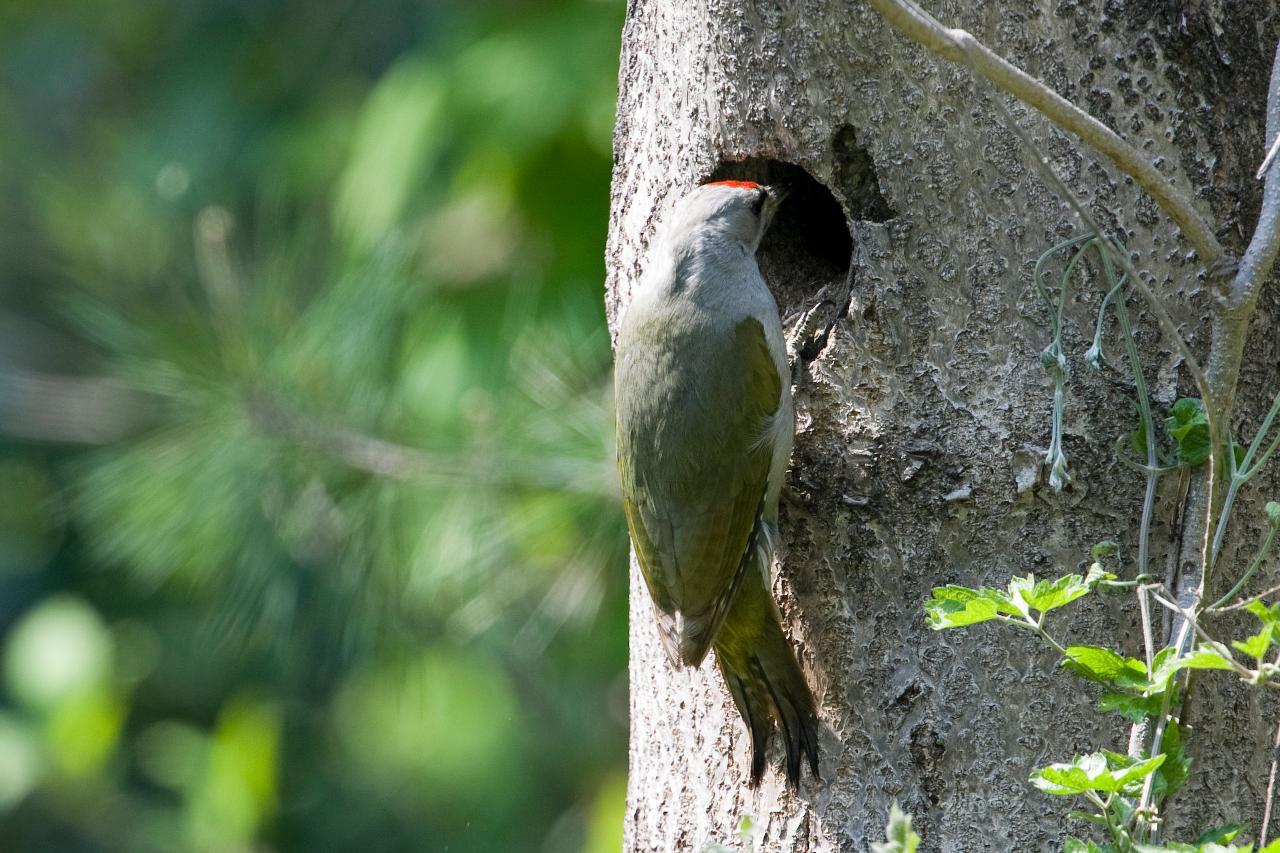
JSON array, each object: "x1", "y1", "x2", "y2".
[{"x1": 604, "y1": 2, "x2": 1280, "y2": 850}]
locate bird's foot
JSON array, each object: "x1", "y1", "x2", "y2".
[{"x1": 787, "y1": 294, "x2": 839, "y2": 382}]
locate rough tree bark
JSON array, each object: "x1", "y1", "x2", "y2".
[{"x1": 604, "y1": 2, "x2": 1280, "y2": 850}]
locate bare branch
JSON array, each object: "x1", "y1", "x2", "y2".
[
  {"x1": 866, "y1": 0, "x2": 1225, "y2": 267},
  {"x1": 0, "y1": 366, "x2": 621, "y2": 501},
  {"x1": 0, "y1": 368, "x2": 149, "y2": 444},
  {"x1": 245, "y1": 394, "x2": 619, "y2": 499},
  {"x1": 1186, "y1": 37, "x2": 1280, "y2": 659},
  {"x1": 1228, "y1": 37, "x2": 1280, "y2": 314}
]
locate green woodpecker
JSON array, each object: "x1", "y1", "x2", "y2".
[{"x1": 615, "y1": 180, "x2": 819, "y2": 788}]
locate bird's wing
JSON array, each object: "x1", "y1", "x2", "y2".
[{"x1": 618, "y1": 315, "x2": 782, "y2": 667}]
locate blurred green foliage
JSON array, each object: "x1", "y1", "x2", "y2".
[{"x1": 0, "y1": 0, "x2": 628, "y2": 851}]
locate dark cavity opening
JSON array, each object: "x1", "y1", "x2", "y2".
[
  {"x1": 705, "y1": 159, "x2": 853, "y2": 314},
  {"x1": 831, "y1": 125, "x2": 894, "y2": 224}
]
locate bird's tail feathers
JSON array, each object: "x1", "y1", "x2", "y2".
[{"x1": 713, "y1": 568, "x2": 818, "y2": 788}]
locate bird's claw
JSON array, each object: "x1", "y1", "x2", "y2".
[{"x1": 788, "y1": 296, "x2": 839, "y2": 380}]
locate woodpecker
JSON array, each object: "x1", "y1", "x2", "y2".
[{"x1": 614, "y1": 179, "x2": 819, "y2": 788}]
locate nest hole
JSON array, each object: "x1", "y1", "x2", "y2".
[{"x1": 705, "y1": 158, "x2": 855, "y2": 314}]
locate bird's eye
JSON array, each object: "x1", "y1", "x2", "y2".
[{"x1": 751, "y1": 191, "x2": 767, "y2": 216}]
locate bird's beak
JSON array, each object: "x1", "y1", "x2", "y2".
[{"x1": 760, "y1": 183, "x2": 789, "y2": 233}]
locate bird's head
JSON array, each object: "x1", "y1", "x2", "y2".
[{"x1": 670, "y1": 180, "x2": 789, "y2": 252}]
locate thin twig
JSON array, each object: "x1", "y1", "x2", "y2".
[
  {"x1": 1258, "y1": 131, "x2": 1280, "y2": 182},
  {"x1": 994, "y1": 613, "x2": 1067, "y2": 656},
  {"x1": 1138, "y1": 584, "x2": 1155, "y2": 673},
  {"x1": 982, "y1": 90, "x2": 1208, "y2": 397},
  {"x1": 1100, "y1": 246, "x2": 1161, "y2": 582},
  {"x1": 1261, "y1": 715, "x2": 1280, "y2": 842},
  {"x1": 1212, "y1": 582, "x2": 1280, "y2": 614},
  {"x1": 1129, "y1": 583, "x2": 1158, "y2": 764},
  {"x1": 1149, "y1": 589, "x2": 1257, "y2": 681},
  {"x1": 865, "y1": 0, "x2": 1225, "y2": 266},
  {"x1": 1207, "y1": 523, "x2": 1279, "y2": 611},
  {"x1": 1240, "y1": 389, "x2": 1280, "y2": 479},
  {"x1": 1259, "y1": 131, "x2": 1280, "y2": 180},
  {"x1": 1137, "y1": 683, "x2": 1176, "y2": 840},
  {"x1": 1133, "y1": 587, "x2": 1191, "y2": 842},
  {"x1": 1210, "y1": 467, "x2": 1244, "y2": 571}
]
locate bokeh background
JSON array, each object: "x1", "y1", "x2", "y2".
[{"x1": 0, "y1": 0, "x2": 628, "y2": 850}]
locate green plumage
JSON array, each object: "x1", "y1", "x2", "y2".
[
  {"x1": 616, "y1": 180, "x2": 819, "y2": 789},
  {"x1": 616, "y1": 183, "x2": 819, "y2": 788},
  {"x1": 618, "y1": 316, "x2": 779, "y2": 665}
]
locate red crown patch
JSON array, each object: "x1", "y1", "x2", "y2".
[{"x1": 704, "y1": 180, "x2": 760, "y2": 190}]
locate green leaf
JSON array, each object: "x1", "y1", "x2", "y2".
[
  {"x1": 1152, "y1": 717, "x2": 1191, "y2": 800},
  {"x1": 1098, "y1": 692, "x2": 1161, "y2": 723},
  {"x1": 1267, "y1": 501, "x2": 1280, "y2": 529},
  {"x1": 1032, "y1": 753, "x2": 1109, "y2": 795},
  {"x1": 335, "y1": 59, "x2": 447, "y2": 250},
  {"x1": 1063, "y1": 839, "x2": 1107, "y2": 853},
  {"x1": 1165, "y1": 397, "x2": 1210, "y2": 467},
  {"x1": 1107, "y1": 793, "x2": 1135, "y2": 827},
  {"x1": 1173, "y1": 646, "x2": 1236, "y2": 674},
  {"x1": 1233, "y1": 625, "x2": 1275, "y2": 661},
  {"x1": 1131, "y1": 421, "x2": 1149, "y2": 458},
  {"x1": 1258, "y1": 838, "x2": 1280, "y2": 852},
  {"x1": 924, "y1": 586, "x2": 1008, "y2": 629},
  {"x1": 1061, "y1": 646, "x2": 1148, "y2": 689},
  {"x1": 1022, "y1": 574, "x2": 1091, "y2": 613},
  {"x1": 1090, "y1": 540, "x2": 1120, "y2": 560},
  {"x1": 1147, "y1": 647, "x2": 1180, "y2": 691},
  {"x1": 872, "y1": 803, "x2": 920, "y2": 853},
  {"x1": 1030, "y1": 752, "x2": 1164, "y2": 795},
  {"x1": 1248, "y1": 599, "x2": 1280, "y2": 627},
  {"x1": 1006, "y1": 575, "x2": 1036, "y2": 617},
  {"x1": 1111, "y1": 754, "x2": 1166, "y2": 789},
  {"x1": 1194, "y1": 824, "x2": 1244, "y2": 845},
  {"x1": 1143, "y1": 645, "x2": 1234, "y2": 696}
]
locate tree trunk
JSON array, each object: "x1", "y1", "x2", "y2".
[{"x1": 605, "y1": 2, "x2": 1280, "y2": 850}]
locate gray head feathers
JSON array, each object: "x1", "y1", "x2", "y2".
[{"x1": 665, "y1": 181, "x2": 786, "y2": 252}]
